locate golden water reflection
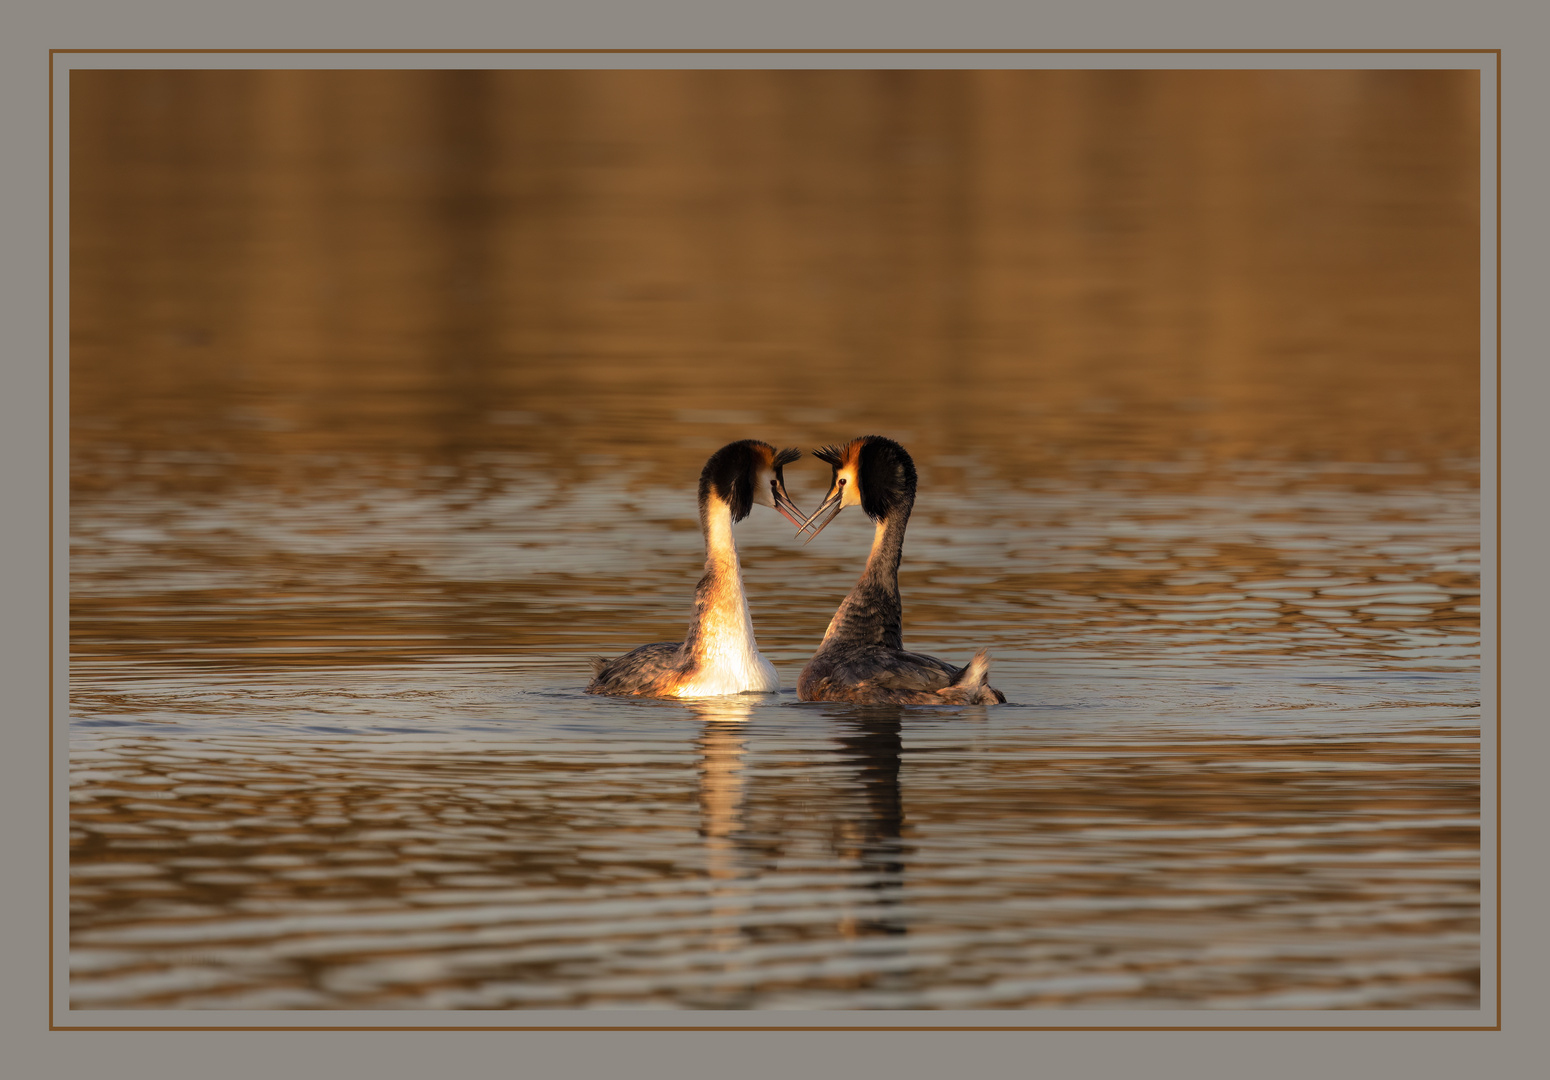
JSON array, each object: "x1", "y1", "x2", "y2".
[
  {"x1": 68, "y1": 710, "x2": 1478, "y2": 1009},
  {"x1": 68, "y1": 69, "x2": 1479, "y2": 1010},
  {"x1": 71, "y1": 69, "x2": 1478, "y2": 498}
]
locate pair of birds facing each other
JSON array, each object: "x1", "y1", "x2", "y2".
[{"x1": 585, "y1": 436, "x2": 1005, "y2": 706}]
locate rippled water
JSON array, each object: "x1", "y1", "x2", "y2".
[{"x1": 68, "y1": 69, "x2": 1481, "y2": 1012}]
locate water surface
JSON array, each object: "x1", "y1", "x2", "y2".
[{"x1": 68, "y1": 69, "x2": 1480, "y2": 1011}]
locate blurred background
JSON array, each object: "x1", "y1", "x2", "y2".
[
  {"x1": 67, "y1": 69, "x2": 1482, "y2": 1011},
  {"x1": 71, "y1": 69, "x2": 1478, "y2": 494},
  {"x1": 69, "y1": 67, "x2": 1480, "y2": 670}
]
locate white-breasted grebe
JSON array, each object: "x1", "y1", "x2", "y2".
[
  {"x1": 794, "y1": 436, "x2": 1005, "y2": 705},
  {"x1": 586, "y1": 440, "x2": 805, "y2": 698}
]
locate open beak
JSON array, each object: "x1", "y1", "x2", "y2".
[
  {"x1": 795, "y1": 483, "x2": 845, "y2": 544},
  {"x1": 771, "y1": 477, "x2": 807, "y2": 530}
]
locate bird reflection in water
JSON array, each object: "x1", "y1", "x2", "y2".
[
  {"x1": 692, "y1": 698, "x2": 753, "y2": 880},
  {"x1": 830, "y1": 709, "x2": 910, "y2": 941},
  {"x1": 691, "y1": 697, "x2": 757, "y2": 967},
  {"x1": 691, "y1": 699, "x2": 912, "y2": 985}
]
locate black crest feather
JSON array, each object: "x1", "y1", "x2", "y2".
[
  {"x1": 698, "y1": 439, "x2": 771, "y2": 522},
  {"x1": 812, "y1": 444, "x2": 846, "y2": 468},
  {"x1": 855, "y1": 436, "x2": 917, "y2": 521}
]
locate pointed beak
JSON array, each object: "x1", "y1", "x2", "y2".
[
  {"x1": 771, "y1": 476, "x2": 806, "y2": 530},
  {"x1": 796, "y1": 483, "x2": 846, "y2": 544}
]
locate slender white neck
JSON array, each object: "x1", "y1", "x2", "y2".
[
  {"x1": 704, "y1": 499, "x2": 740, "y2": 576},
  {"x1": 677, "y1": 498, "x2": 777, "y2": 696},
  {"x1": 696, "y1": 499, "x2": 755, "y2": 650}
]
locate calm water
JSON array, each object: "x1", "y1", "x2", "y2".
[{"x1": 68, "y1": 69, "x2": 1481, "y2": 1011}]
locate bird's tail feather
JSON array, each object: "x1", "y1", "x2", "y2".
[
  {"x1": 951, "y1": 649, "x2": 991, "y2": 688},
  {"x1": 936, "y1": 649, "x2": 994, "y2": 704}
]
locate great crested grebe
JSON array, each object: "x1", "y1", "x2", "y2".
[
  {"x1": 794, "y1": 436, "x2": 1006, "y2": 705},
  {"x1": 586, "y1": 440, "x2": 805, "y2": 698}
]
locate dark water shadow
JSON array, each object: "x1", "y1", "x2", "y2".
[
  {"x1": 691, "y1": 701, "x2": 912, "y2": 950},
  {"x1": 831, "y1": 709, "x2": 910, "y2": 939}
]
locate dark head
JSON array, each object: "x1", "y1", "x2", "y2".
[
  {"x1": 798, "y1": 436, "x2": 918, "y2": 541},
  {"x1": 697, "y1": 440, "x2": 805, "y2": 526}
]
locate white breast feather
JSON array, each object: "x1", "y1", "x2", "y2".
[{"x1": 674, "y1": 568, "x2": 778, "y2": 697}]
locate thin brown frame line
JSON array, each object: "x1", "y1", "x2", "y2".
[
  {"x1": 47, "y1": 45, "x2": 55, "y2": 1033},
  {"x1": 51, "y1": 52, "x2": 1500, "y2": 1035},
  {"x1": 51, "y1": 1025, "x2": 1499, "y2": 1032},
  {"x1": 49, "y1": 47, "x2": 1500, "y2": 54},
  {"x1": 1494, "y1": 50, "x2": 1502, "y2": 1032}
]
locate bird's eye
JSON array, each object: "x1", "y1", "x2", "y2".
[{"x1": 838, "y1": 478, "x2": 846, "y2": 486}]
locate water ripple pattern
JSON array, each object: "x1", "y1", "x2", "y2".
[
  {"x1": 67, "y1": 69, "x2": 1481, "y2": 1013},
  {"x1": 70, "y1": 705, "x2": 1479, "y2": 1010}
]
